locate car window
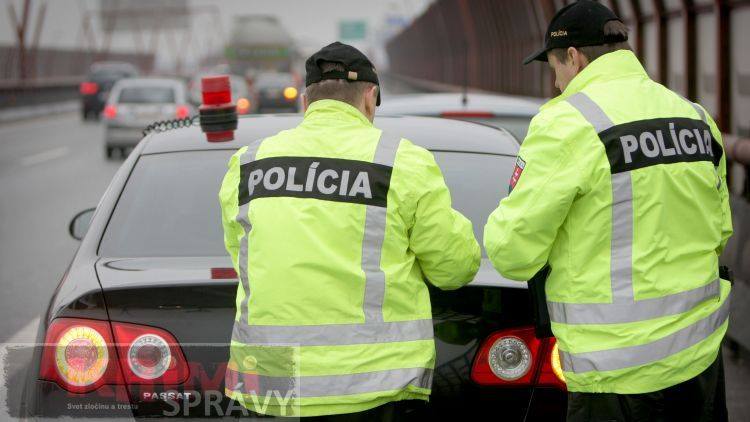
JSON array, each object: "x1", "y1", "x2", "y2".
[
  {"x1": 459, "y1": 116, "x2": 532, "y2": 141},
  {"x1": 118, "y1": 86, "x2": 176, "y2": 104},
  {"x1": 100, "y1": 151, "x2": 232, "y2": 257},
  {"x1": 99, "y1": 150, "x2": 514, "y2": 257},
  {"x1": 432, "y1": 151, "x2": 514, "y2": 250}
]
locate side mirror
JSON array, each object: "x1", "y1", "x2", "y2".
[{"x1": 69, "y1": 208, "x2": 95, "y2": 241}]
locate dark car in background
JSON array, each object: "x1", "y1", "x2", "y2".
[
  {"x1": 254, "y1": 72, "x2": 300, "y2": 113},
  {"x1": 21, "y1": 115, "x2": 566, "y2": 420},
  {"x1": 79, "y1": 62, "x2": 139, "y2": 120}
]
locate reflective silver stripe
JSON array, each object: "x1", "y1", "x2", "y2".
[
  {"x1": 566, "y1": 92, "x2": 615, "y2": 133},
  {"x1": 361, "y1": 132, "x2": 401, "y2": 322},
  {"x1": 690, "y1": 101, "x2": 708, "y2": 123},
  {"x1": 567, "y1": 93, "x2": 635, "y2": 304},
  {"x1": 232, "y1": 319, "x2": 433, "y2": 346},
  {"x1": 236, "y1": 139, "x2": 264, "y2": 325},
  {"x1": 226, "y1": 367, "x2": 432, "y2": 398},
  {"x1": 559, "y1": 93, "x2": 720, "y2": 325},
  {"x1": 561, "y1": 295, "x2": 729, "y2": 373},
  {"x1": 610, "y1": 172, "x2": 634, "y2": 302},
  {"x1": 548, "y1": 279, "x2": 721, "y2": 325}
]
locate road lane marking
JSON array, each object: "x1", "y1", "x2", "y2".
[
  {"x1": 1, "y1": 316, "x2": 40, "y2": 419},
  {"x1": 20, "y1": 147, "x2": 69, "y2": 167}
]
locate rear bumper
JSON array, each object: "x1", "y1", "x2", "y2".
[
  {"x1": 105, "y1": 125, "x2": 144, "y2": 146},
  {"x1": 25, "y1": 380, "x2": 566, "y2": 419},
  {"x1": 25, "y1": 380, "x2": 136, "y2": 420},
  {"x1": 428, "y1": 385, "x2": 566, "y2": 420},
  {"x1": 81, "y1": 95, "x2": 106, "y2": 113}
]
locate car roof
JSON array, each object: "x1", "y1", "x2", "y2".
[
  {"x1": 377, "y1": 92, "x2": 542, "y2": 117},
  {"x1": 115, "y1": 78, "x2": 184, "y2": 87},
  {"x1": 141, "y1": 114, "x2": 519, "y2": 156}
]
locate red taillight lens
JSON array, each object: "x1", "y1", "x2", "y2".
[
  {"x1": 103, "y1": 105, "x2": 117, "y2": 119},
  {"x1": 80, "y1": 81, "x2": 98, "y2": 95},
  {"x1": 175, "y1": 105, "x2": 190, "y2": 119},
  {"x1": 471, "y1": 326, "x2": 566, "y2": 390},
  {"x1": 472, "y1": 327, "x2": 541, "y2": 386},
  {"x1": 112, "y1": 322, "x2": 189, "y2": 385},
  {"x1": 39, "y1": 318, "x2": 189, "y2": 393},
  {"x1": 211, "y1": 267, "x2": 237, "y2": 279},
  {"x1": 39, "y1": 318, "x2": 123, "y2": 393}
]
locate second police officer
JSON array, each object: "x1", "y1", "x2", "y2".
[{"x1": 484, "y1": 1, "x2": 732, "y2": 421}]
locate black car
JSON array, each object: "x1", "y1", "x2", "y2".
[
  {"x1": 21, "y1": 115, "x2": 567, "y2": 420},
  {"x1": 80, "y1": 62, "x2": 139, "y2": 120},
  {"x1": 254, "y1": 72, "x2": 300, "y2": 113}
]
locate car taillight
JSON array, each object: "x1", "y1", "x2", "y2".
[
  {"x1": 175, "y1": 105, "x2": 190, "y2": 119},
  {"x1": 112, "y1": 322, "x2": 188, "y2": 385},
  {"x1": 536, "y1": 338, "x2": 567, "y2": 390},
  {"x1": 39, "y1": 318, "x2": 189, "y2": 393},
  {"x1": 39, "y1": 319, "x2": 122, "y2": 393},
  {"x1": 103, "y1": 105, "x2": 117, "y2": 119},
  {"x1": 236, "y1": 97, "x2": 251, "y2": 114},
  {"x1": 471, "y1": 326, "x2": 566, "y2": 390},
  {"x1": 283, "y1": 86, "x2": 298, "y2": 100},
  {"x1": 80, "y1": 81, "x2": 98, "y2": 95}
]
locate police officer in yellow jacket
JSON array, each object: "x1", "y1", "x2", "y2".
[
  {"x1": 219, "y1": 42, "x2": 481, "y2": 419},
  {"x1": 484, "y1": 2, "x2": 731, "y2": 420}
]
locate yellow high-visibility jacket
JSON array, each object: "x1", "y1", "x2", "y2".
[
  {"x1": 220, "y1": 99, "x2": 480, "y2": 416},
  {"x1": 485, "y1": 50, "x2": 732, "y2": 394}
]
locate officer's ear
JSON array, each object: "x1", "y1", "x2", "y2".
[
  {"x1": 302, "y1": 92, "x2": 310, "y2": 112},
  {"x1": 567, "y1": 47, "x2": 590, "y2": 72},
  {"x1": 362, "y1": 85, "x2": 378, "y2": 122}
]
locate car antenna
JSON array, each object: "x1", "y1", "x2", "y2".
[{"x1": 462, "y1": 38, "x2": 469, "y2": 107}]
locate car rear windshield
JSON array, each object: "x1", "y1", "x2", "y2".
[
  {"x1": 459, "y1": 116, "x2": 532, "y2": 141},
  {"x1": 90, "y1": 69, "x2": 136, "y2": 82},
  {"x1": 118, "y1": 87, "x2": 175, "y2": 104},
  {"x1": 99, "y1": 150, "x2": 514, "y2": 257}
]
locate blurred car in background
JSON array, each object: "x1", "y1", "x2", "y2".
[
  {"x1": 102, "y1": 78, "x2": 192, "y2": 159},
  {"x1": 22, "y1": 114, "x2": 566, "y2": 420},
  {"x1": 79, "y1": 61, "x2": 138, "y2": 121},
  {"x1": 254, "y1": 71, "x2": 300, "y2": 113},
  {"x1": 189, "y1": 73, "x2": 258, "y2": 115},
  {"x1": 377, "y1": 92, "x2": 542, "y2": 142}
]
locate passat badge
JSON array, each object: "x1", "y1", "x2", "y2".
[{"x1": 508, "y1": 157, "x2": 526, "y2": 193}]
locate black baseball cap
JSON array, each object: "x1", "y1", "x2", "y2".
[
  {"x1": 523, "y1": 0, "x2": 627, "y2": 65},
  {"x1": 305, "y1": 42, "x2": 381, "y2": 106}
]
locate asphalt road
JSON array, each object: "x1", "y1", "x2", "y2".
[{"x1": 0, "y1": 91, "x2": 749, "y2": 419}]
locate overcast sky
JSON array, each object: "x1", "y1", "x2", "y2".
[{"x1": 0, "y1": 0, "x2": 432, "y2": 70}]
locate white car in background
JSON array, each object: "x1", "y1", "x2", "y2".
[
  {"x1": 102, "y1": 78, "x2": 192, "y2": 159},
  {"x1": 377, "y1": 92, "x2": 543, "y2": 142}
]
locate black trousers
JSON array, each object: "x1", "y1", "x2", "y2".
[{"x1": 567, "y1": 352, "x2": 728, "y2": 422}]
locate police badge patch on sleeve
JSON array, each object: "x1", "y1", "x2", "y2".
[{"x1": 508, "y1": 157, "x2": 526, "y2": 194}]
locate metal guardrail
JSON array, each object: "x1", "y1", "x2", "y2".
[
  {"x1": 724, "y1": 134, "x2": 750, "y2": 165},
  {"x1": 0, "y1": 77, "x2": 82, "y2": 110}
]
